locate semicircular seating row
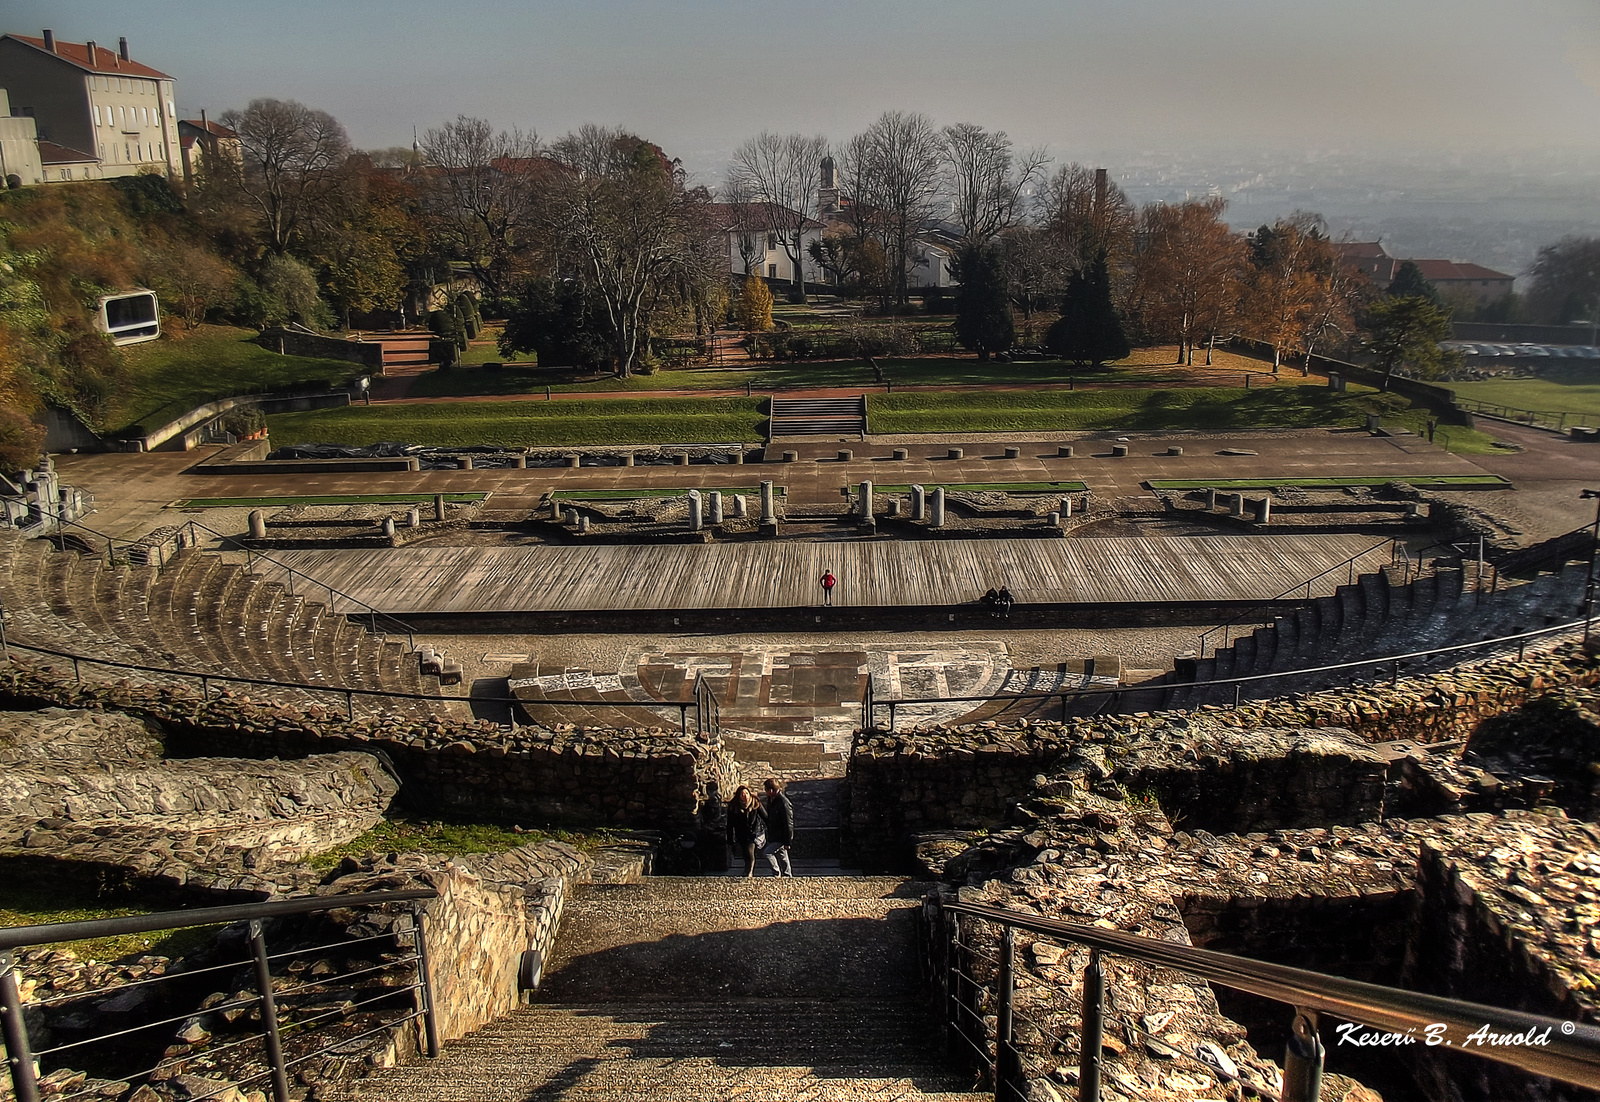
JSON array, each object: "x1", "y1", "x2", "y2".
[{"x1": 0, "y1": 533, "x2": 459, "y2": 722}]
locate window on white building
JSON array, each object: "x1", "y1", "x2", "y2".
[{"x1": 768, "y1": 264, "x2": 777, "y2": 280}]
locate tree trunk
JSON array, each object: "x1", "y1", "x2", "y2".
[{"x1": 790, "y1": 232, "x2": 807, "y2": 305}]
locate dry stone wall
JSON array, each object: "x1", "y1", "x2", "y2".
[
  {"x1": 846, "y1": 642, "x2": 1600, "y2": 870},
  {"x1": 919, "y1": 777, "x2": 1600, "y2": 1102},
  {"x1": 0, "y1": 660, "x2": 738, "y2": 835}
]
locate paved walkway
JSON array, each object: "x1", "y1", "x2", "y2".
[{"x1": 52, "y1": 428, "x2": 1499, "y2": 542}]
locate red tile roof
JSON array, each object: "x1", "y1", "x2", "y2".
[
  {"x1": 37, "y1": 140, "x2": 97, "y2": 165},
  {"x1": 1332, "y1": 241, "x2": 1392, "y2": 260},
  {"x1": 5, "y1": 34, "x2": 171, "y2": 80},
  {"x1": 1407, "y1": 259, "x2": 1513, "y2": 282},
  {"x1": 707, "y1": 201, "x2": 824, "y2": 233},
  {"x1": 181, "y1": 118, "x2": 237, "y2": 139}
]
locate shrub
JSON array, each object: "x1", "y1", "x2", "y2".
[{"x1": 738, "y1": 273, "x2": 774, "y2": 332}]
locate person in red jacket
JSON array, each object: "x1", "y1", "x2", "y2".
[{"x1": 820, "y1": 568, "x2": 836, "y2": 606}]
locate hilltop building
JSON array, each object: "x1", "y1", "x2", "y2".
[
  {"x1": 0, "y1": 88, "x2": 43, "y2": 186},
  {"x1": 1334, "y1": 241, "x2": 1514, "y2": 309},
  {"x1": 0, "y1": 30, "x2": 179, "y2": 182}
]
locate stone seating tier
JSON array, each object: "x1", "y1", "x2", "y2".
[{"x1": 2, "y1": 536, "x2": 451, "y2": 721}]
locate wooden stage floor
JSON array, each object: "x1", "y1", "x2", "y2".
[{"x1": 252, "y1": 534, "x2": 1393, "y2": 615}]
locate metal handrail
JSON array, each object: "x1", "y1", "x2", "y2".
[
  {"x1": 0, "y1": 888, "x2": 437, "y2": 951},
  {"x1": 941, "y1": 899, "x2": 1600, "y2": 1096},
  {"x1": 862, "y1": 616, "x2": 1589, "y2": 731},
  {"x1": 0, "y1": 889, "x2": 441, "y2": 1102},
  {"x1": 1197, "y1": 538, "x2": 1395, "y2": 658}
]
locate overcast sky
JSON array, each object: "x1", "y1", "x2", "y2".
[{"x1": 11, "y1": 0, "x2": 1600, "y2": 179}]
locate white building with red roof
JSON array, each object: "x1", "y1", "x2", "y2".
[
  {"x1": 0, "y1": 29, "x2": 179, "y2": 182},
  {"x1": 1333, "y1": 241, "x2": 1514, "y2": 308}
]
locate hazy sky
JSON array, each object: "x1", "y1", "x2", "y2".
[{"x1": 10, "y1": 0, "x2": 1600, "y2": 179}]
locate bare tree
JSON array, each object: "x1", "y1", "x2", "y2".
[
  {"x1": 545, "y1": 126, "x2": 709, "y2": 376},
  {"x1": 1037, "y1": 163, "x2": 1136, "y2": 277},
  {"x1": 941, "y1": 123, "x2": 1046, "y2": 248},
  {"x1": 843, "y1": 111, "x2": 944, "y2": 307},
  {"x1": 728, "y1": 132, "x2": 828, "y2": 302},
  {"x1": 717, "y1": 170, "x2": 765, "y2": 276},
  {"x1": 420, "y1": 116, "x2": 543, "y2": 301},
  {"x1": 220, "y1": 98, "x2": 351, "y2": 255}
]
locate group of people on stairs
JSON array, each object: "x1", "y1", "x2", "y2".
[{"x1": 726, "y1": 778, "x2": 796, "y2": 877}]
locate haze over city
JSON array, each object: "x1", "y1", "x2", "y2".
[{"x1": 13, "y1": 0, "x2": 1600, "y2": 274}]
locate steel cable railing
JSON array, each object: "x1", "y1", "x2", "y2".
[
  {"x1": 0, "y1": 889, "x2": 440, "y2": 1102},
  {"x1": 931, "y1": 898, "x2": 1600, "y2": 1102},
  {"x1": 861, "y1": 615, "x2": 1592, "y2": 732}
]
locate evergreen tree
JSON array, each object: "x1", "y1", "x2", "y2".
[
  {"x1": 952, "y1": 243, "x2": 1015, "y2": 362},
  {"x1": 500, "y1": 278, "x2": 611, "y2": 371},
  {"x1": 1387, "y1": 260, "x2": 1442, "y2": 306},
  {"x1": 1366, "y1": 295, "x2": 1458, "y2": 389},
  {"x1": 1046, "y1": 250, "x2": 1130, "y2": 366}
]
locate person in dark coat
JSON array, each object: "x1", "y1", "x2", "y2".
[
  {"x1": 996, "y1": 585, "x2": 1014, "y2": 619},
  {"x1": 726, "y1": 785, "x2": 767, "y2": 877},
  {"x1": 761, "y1": 778, "x2": 795, "y2": 877}
]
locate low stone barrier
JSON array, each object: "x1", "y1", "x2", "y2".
[
  {"x1": 0, "y1": 661, "x2": 737, "y2": 836},
  {"x1": 844, "y1": 643, "x2": 1600, "y2": 869}
]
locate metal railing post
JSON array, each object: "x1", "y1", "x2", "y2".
[
  {"x1": 0, "y1": 948, "x2": 40, "y2": 1102},
  {"x1": 200, "y1": 675, "x2": 209, "y2": 699},
  {"x1": 345, "y1": 690, "x2": 354, "y2": 721},
  {"x1": 943, "y1": 911, "x2": 960, "y2": 1058},
  {"x1": 1078, "y1": 949, "x2": 1104, "y2": 1102},
  {"x1": 71, "y1": 657, "x2": 80, "y2": 682},
  {"x1": 248, "y1": 919, "x2": 292, "y2": 1102},
  {"x1": 411, "y1": 902, "x2": 441, "y2": 1058},
  {"x1": 1282, "y1": 1009, "x2": 1325, "y2": 1102},
  {"x1": 996, "y1": 925, "x2": 1024, "y2": 1102}
]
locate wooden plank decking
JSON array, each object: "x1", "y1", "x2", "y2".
[{"x1": 254, "y1": 534, "x2": 1392, "y2": 616}]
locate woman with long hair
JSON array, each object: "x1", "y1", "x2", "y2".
[{"x1": 725, "y1": 784, "x2": 768, "y2": 878}]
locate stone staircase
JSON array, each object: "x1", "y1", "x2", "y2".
[
  {"x1": 769, "y1": 396, "x2": 868, "y2": 438},
  {"x1": 329, "y1": 877, "x2": 985, "y2": 1102}
]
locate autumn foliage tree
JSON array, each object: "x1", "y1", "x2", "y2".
[
  {"x1": 1131, "y1": 197, "x2": 1245, "y2": 364},
  {"x1": 1242, "y1": 215, "x2": 1352, "y2": 372},
  {"x1": 738, "y1": 272, "x2": 774, "y2": 331}
]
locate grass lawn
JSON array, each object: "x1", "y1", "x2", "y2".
[
  {"x1": 551, "y1": 487, "x2": 785, "y2": 500},
  {"x1": 306, "y1": 817, "x2": 611, "y2": 871},
  {"x1": 1146, "y1": 475, "x2": 1513, "y2": 490},
  {"x1": 1450, "y1": 370, "x2": 1600, "y2": 422},
  {"x1": 267, "y1": 384, "x2": 1499, "y2": 451},
  {"x1": 392, "y1": 346, "x2": 1298, "y2": 400},
  {"x1": 267, "y1": 396, "x2": 766, "y2": 448},
  {"x1": 109, "y1": 324, "x2": 359, "y2": 436},
  {"x1": 459, "y1": 323, "x2": 535, "y2": 366},
  {"x1": 175, "y1": 493, "x2": 489, "y2": 509},
  {"x1": 0, "y1": 881, "x2": 222, "y2": 962},
  {"x1": 867, "y1": 386, "x2": 1503, "y2": 453},
  {"x1": 877, "y1": 481, "x2": 1089, "y2": 494}
]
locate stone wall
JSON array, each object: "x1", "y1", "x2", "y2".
[
  {"x1": 916, "y1": 774, "x2": 1599, "y2": 1102},
  {"x1": 846, "y1": 723, "x2": 1389, "y2": 870},
  {"x1": 844, "y1": 642, "x2": 1600, "y2": 870},
  {"x1": 0, "y1": 751, "x2": 398, "y2": 849},
  {"x1": 0, "y1": 661, "x2": 738, "y2": 836}
]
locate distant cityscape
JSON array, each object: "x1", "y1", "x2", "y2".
[{"x1": 1101, "y1": 147, "x2": 1600, "y2": 287}]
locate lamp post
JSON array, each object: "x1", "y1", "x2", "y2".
[{"x1": 1582, "y1": 489, "x2": 1600, "y2": 646}]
